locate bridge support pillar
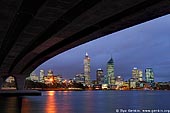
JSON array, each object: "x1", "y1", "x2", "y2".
[
  {"x1": 0, "y1": 77, "x2": 4, "y2": 90},
  {"x1": 15, "y1": 76, "x2": 26, "y2": 90}
]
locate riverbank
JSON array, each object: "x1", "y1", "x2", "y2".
[{"x1": 35, "y1": 87, "x2": 84, "y2": 91}]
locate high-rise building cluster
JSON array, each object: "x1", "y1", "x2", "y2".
[
  {"x1": 74, "y1": 53, "x2": 117, "y2": 88},
  {"x1": 27, "y1": 52, "x2": 162, "y2": 90},
  {"x1": 26, "y1": 69, "x2": 63, "y2": 85},
  {"x1": 73, "y1": 52, "x2": 156, "y2": 90},
  {"x1": 72, "y1": 53, "x2": 122, "y2": 89},
  {"x1": 129, "y1": 67, "x2": 155, "y2": 89}
]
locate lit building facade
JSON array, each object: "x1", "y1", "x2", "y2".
[
  {"x1": 96, "y1": 68, "x2": 104, "y2": 84},
  {"x1": 84, "y1": 52, "x2": 91, "y2": 85},
  {"x1": 40, "y1": 69, "x2": 45, "y2": 82},
  {"x1": 132, "y1": 67, "x2": 138, "y2": 79},
  {"x1": 26, "y1": 71, "x2": 39, "y2": 82},
  {"x1": 43, "y1": 70, "x2": 62, "y2": 84},
  {"x1": 145, "y1": 68, "x2": 154, "y2": 83},
  {"x1": 115, "y1": 76, "x2": 124, "y2": 89},
  {"x1": 129, "y1": 78, "x2": 137, "y2": 89},
  {"x1": 138, "y1": 70, "x2": 143, "y2": 81},
  {"x1": 74, "y1": 73, "x2": 85, "y2": 84},
  {"x1": 106, "y1": 57, "x2": 115, "y2": 84},
  {"x1": 132, "y1": 67, "x2": 143, "y2": 81}
]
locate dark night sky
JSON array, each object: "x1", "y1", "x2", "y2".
[{"x1": 35, "y1": 14, "x2": 170, "y2": 82}]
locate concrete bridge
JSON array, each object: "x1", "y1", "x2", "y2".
[{"x1": 0, "y1": 0, "x2": 170, "y2": 90}]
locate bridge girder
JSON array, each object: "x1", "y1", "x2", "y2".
[{"x1": 0, "y1": 0, "x2": 170, "y2": 76}]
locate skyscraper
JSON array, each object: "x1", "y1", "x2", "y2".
[
  {"x1": 40, "y1": 70, "x2": 45, "y2": 82},
  {"x1": 138, "y1": 70, "x2": 143, "y2": 81},
  {"x1": 145, "y1": 68, "x2": 154, "y2": 83},
  {"x1": 106, "y1": 57, "x2": 115, "y2": 84},
  {"x1": 96, "y1": 68, "x2": 104, "y2": 84},
  {"x1": 130, "y1": 67, "x2": 143, "y2": 88},
  {"x1": 84, "y1": 52, "x2": 90, "y2": 85},
  {"x1": 132, "y1": 67, "x2": 138, "y2": 79},
  {"x1": 132, "y1": 67, "x2": 143, "y2": 81}
]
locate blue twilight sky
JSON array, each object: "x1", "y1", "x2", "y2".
[{"x1": 35, "y1": 14, "x2": 170, "y2": 82}]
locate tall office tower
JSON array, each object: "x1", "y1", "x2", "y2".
[
  {"x1": 96, "y1": 68, "x2": 104, "y2": 84},
  {"x1": 84, "y1": 52, "x2": 91, "y2": 85},
  {"x1": 138, "y1": 70, "x2": 143, "y2": 81},
  {"x1": 107, "y1": 57, "x2": 115, "y2": 84},
  {"x1": 145, "y1": 68, "x2": 154, "y2": 83},
  {"x1": 132, "y1": 67, "x2": 143, "y2": 81},
  {"x1": 132, "y1": 67, "x2": 138, "y2": 79},
  {"x1": 40, "y1": 70, "x2": 45, "y2": 82}
]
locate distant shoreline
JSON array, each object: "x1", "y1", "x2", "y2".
[{"x1": 31, "y1": 88, "x2": 169, "y2": 91}]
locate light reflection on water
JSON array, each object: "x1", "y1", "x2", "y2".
[
  {"x1": 22, "y1": 97, "x2": 31, "y2": 113},
  {"x1": 0, "y1": 96, "x2": 22, "y2": 113},
  {"x1": 0, "y1": 91, "x2": 170, "y2": 113},
  {"x1": 45, "y1": 91, "x2": 57, "y2": 113}
]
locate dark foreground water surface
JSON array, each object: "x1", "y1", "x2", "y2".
[{"x1": 0, "y1": 91, "x2": 170, "y2": 113}]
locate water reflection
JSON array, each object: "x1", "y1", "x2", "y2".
[
  {"x1": 45, "y1": 91, "x2": 57, "y2": 113},
  {"x1": 0, "y1": 96, "x2": 22, "y2": 113},
  {"x1": 0, "y1": 91, "x2": 169, "y2": 113},
  {"x1": 47, "y1": 91, "x2": 55, "y2": 96},
  {"x1": 10, "y1": 91, "x2": 74, "y2": 113},
  {"x1": 21, "y1": 98, "x2": 31, "y2": 113}
]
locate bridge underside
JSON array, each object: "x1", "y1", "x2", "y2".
[{"x1": 0, "y1": 0, "x2": 170, "y2": 79}]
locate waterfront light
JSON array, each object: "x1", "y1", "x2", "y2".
[
  {"x1": 49, "y1": 78, "x2": 53, "y2": 82},
  {"x1": 48, "y1": 91, "x2": 55, "y2": 96},
  {"x1": 63, "y1": 80, "x2": 67, "y2": 83}
]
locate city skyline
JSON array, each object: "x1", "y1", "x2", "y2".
[{"x1": 34, "y1": 14, "x2": 170, "y2": 82}]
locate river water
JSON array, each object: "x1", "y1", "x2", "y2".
[{"x1": 0, "y1": 90, "x2": 169, "y2": 113}]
